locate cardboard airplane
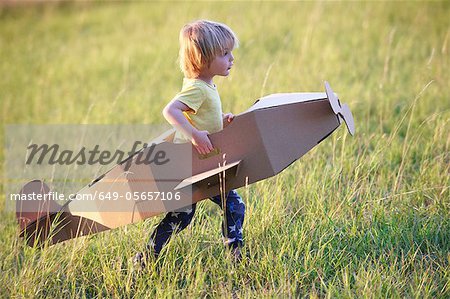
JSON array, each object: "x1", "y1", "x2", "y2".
[{"x1": 16, "y1": 82, "x2": 354, "y2": 246}]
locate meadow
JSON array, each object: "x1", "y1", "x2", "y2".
[{"x1": 1, "y1": 1, "x2": 449, "y2": 298}]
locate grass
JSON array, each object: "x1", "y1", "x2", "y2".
[{"x1": 1, "y1": 1, "x2": 449, "y2": 298}]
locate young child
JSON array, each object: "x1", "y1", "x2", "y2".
[{"x1": 134, "y1": 20, "x2": 245, "y2": 268}]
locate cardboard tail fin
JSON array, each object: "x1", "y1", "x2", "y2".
[
  {"x1": 20, "y1": 212, "x2": 109, "y2": 247},
  {"x1": 324, "y1": 81, "x2": 355, "y2": 136},
  {"x1": 17, "y1": 180, "x2": 109, "y2": 247},
  {"x1": 16, "y1": 180, "x2": 61, "y2": 231}
]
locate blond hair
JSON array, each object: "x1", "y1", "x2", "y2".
[{"x1": 179, "y1": 20, "x2": 238, "y2": 78}]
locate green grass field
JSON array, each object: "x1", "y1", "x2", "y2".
[{"x1": 1, "y1": 1, "x2": 449, "y2": 298}]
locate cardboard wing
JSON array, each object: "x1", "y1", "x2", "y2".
[{"x1": 16, "y1": 81, "x2": 354, "y2": 246}]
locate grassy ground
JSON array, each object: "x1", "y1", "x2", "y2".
[{"x1": 1, "y1": 1, "x2": 449, "y2": 298}]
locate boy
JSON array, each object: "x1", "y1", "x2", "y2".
[{"x1": 134, "y1": 20, "x2": 245, "y2": 268}]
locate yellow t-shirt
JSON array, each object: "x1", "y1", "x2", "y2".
[{"x1": 172, "y1": 78, "x2": 223, "y2": 143}]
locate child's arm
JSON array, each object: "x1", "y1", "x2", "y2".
[{"x1": 163, "y1": 100, "x2": 214, "y2": 155}]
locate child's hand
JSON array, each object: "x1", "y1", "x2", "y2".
[
  {"x1": 191, "y1": 130, "x2": 214, "y2": 155},
  {"x1": 223, "y1": 113, "x2": 235, "y2": 128}
]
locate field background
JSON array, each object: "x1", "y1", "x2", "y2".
[{"x1": 1, "y1": 1, "x2": 449, "y2": 298}]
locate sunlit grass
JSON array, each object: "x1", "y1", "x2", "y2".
[{"x1": 1, "y1": 1, "x2": 449, "y2": 298}]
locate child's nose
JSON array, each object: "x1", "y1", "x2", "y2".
[{"x1": 229, "y1": 53, "x2": 234, "y2": 62}]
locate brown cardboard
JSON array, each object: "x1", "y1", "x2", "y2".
[{"x1": 17, "y1": 82, "x2": 354, "y2": 246}]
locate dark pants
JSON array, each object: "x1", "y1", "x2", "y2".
[{"x1": 146, "y1": 190, "x2": 245, "y2": 256}]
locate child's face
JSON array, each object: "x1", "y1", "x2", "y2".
[{"x1": 208, "y1": 49, "x2": 234, "y2": 77}]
